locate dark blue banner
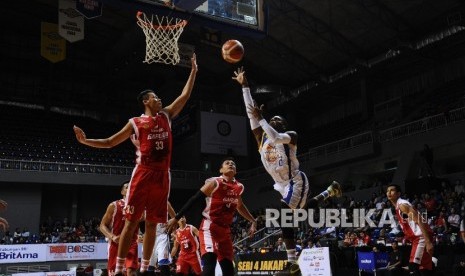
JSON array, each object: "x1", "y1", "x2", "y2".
[{"x1": 357, "y1": 252, "x2": 389, "y2": 271}]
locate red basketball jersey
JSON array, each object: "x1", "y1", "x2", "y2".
[
  {"x1": 111, "y1": 199, "x2": 126, "y2": 239},
  {"x1": 175, "y1": 224, "x2": 199, "y2": 256},
  {"x1": 395, "y1": 198, "x2": 432, "y2": 240},
  {"x1": 202, "y1": 177, "x2": 244, "y2": 226},
  {"x1": 111, "y1": 199, "x2": 138, "y2": 241},
  {"x1": 130, "y1": 112, "x2": 172, "y2": 170}
]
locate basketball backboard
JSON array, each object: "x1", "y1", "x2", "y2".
[{"x1": 138, "y1": 0, "x2": 266, "y2": 34}]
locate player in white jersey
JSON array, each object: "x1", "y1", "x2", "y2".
[
  {"x1": 143, "y1": 202, "x2": 176, "y2": 276},
  {"x1": 387, "y1": 184, "x2": 434, "y2": 275},
  {"x1": 233, "y1": 68, "x2": 342, "y2": 276}
]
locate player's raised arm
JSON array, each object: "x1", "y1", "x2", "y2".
[
  {"x1": 232, "y1": 67, "x2": 263, "y2": 146},
  {"x1": 73, "y1": 122, "x2": 133, "y2": 148},
  {"x1": 164, "y1": 54, "x2": 198, "y2": 119}
]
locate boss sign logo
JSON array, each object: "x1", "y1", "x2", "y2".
[{"x1": 49, "y1": 245, "x2": 95, "y2": 253}]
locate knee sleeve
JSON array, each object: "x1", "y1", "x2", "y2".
[
  {"x1": 219, "y1": 259, "x2": 234, "y2": 276},
  {"x1": 201, "y1": 253, "x2": 217, "y2": 276}
]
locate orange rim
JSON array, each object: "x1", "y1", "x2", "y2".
[{"x1": 136, "y1": 11, "x2": 187, "y2": 30}]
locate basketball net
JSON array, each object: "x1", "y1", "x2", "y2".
[{"x1": 136, "y1": 11, "x2": 187, "y2": 65}]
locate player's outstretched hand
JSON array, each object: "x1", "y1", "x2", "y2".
[
  {"x1": 191, "y1": 53, "x2": 198, "y2": 73},
  {"x1": 166, "y1": 218, "x2": 179, "y2": 234},
  {"x1": 0, "y1": 217, "x2": 9, "y2": 232},
  {"x1": 248, "y1": 221, "x2": 257, "y2": 238},
  {"x1": 73, "y1": 125, "x2": 87, "y2": 144},
  {"x1": 232, "y1": 67, "x2": 248, "y2": 87},
  {"x1": 0, "y1": 199, "x2": 7, "y2": 211}
]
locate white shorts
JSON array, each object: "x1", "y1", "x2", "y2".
[
  {"x1": 279, "y1": 171, "x2": 309, "y2": 209},
  {"x1": 149, "y1": 225, "x2": 172, "y2": 266}
]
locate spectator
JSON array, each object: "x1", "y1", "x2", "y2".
[
  {"x1": 304, "y1": 240, "x2": 316, "y2": 249},
  {"x1": 454, "y1": 179, "x2": 465, "y2": 196},
  {"x1": 275, "y1": 238, "x2": 287, "y2": 251},
  {"x1": 434, "y1": 211, "x2": 448, "y2": 234},
  {"x1": 448, "y1": 208, "x2": 461, "y2": 233},
  {"x1": 384, "y1": 242, "x2": 402, "y2": 276}
]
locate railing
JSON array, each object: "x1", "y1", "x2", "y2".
[
  {"x1": 0, "y1": 159, "x2": 133, "y2": 175},
  {"x1": 304, "y1": 131, "x2": 374, "y2": 161},
  {"x1": 2, "y1": 107, "x2": 465, "y2": 179},
  {"x1": 378, "y1": 106, "x2": 465, "y2": 142},
  {"x1": 0, "y1": 159, "x2": 210, "y2": 182},
  {"x1": 6, "y1": 265, "x2": 50, "y2": 274}
]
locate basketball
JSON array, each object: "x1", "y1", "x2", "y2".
[{"x1": 221, "y1": 40, "x2": 244, "y2": 63}]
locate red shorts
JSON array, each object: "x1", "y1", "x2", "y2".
[
  {"x1": 125, "y1": 165, "x2": 170, "y2": 223},
  {"x1": 176, "y1": 253, "x2": 202, "y2": 275},
  {"x1": 409, "y1": 236, "x2": 433, "y2": 270},
  {"x1": 199, "y1": 219, "x2": 233, "y2": 262},
  {"x1": 107, "y1": 241, "x2": 139, "y2": 275}
]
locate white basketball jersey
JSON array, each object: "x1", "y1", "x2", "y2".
[{"x1": 260, "y1": 134, "x2": 300, "y2": 191}]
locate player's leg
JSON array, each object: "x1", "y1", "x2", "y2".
[
  {"x1": 190, "y1": 252, "x2": 202, "y2": 276},
  {"x1": 306, "y1": 181, "x2": 342, "y2": 208},
  {"x1": 126, "y1": 241, "x2": 139, "y2": 276},
  {"x1": 274, "y1": 202, "x2": 301, "y2": 276},
  {"x1": 115, "y1": 220, "x2": 140, "y2": 275},
  {"x1": 107, "y1": 243, "x2": 117, "y2": 276},
  {"x1": 218, "y1": 259, "x2": 234, "y2": 276},
  {"x1": 143, "y1": 170, "x2": 170, "y2": 273},
  {"x1": 201, "y1": 253, "x2": 218, "y2": 276},
  {"x1": 157, "y1": 232, "x2": 172, "y2": 276},
  {"x1": 140, "y1": 220, "x2": 157, "y2": 272},
  {"x1": 216, "y1": 232, "x2": 235, "y2": 276}
]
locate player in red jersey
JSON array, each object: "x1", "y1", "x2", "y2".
[
  {"x1": 386, "y1": 184, "x2": 434, "y2": 275},
  {"x1": 73, "y1": 54, "x2": 198, "y2": 275},
  {"x1": 171, "y1": 216, "x2": 202, "y2": 276},
  {"x1": 167, "y1": 157, "x2": 257, "y2": 276},
  {"x1": 99, "y1": 181, "x2": 138, "y2": 276},
  {"x1": 0, "y1": 199, "x2": 8, "y2": 232}
]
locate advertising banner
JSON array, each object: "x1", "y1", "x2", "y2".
[
  {"x1": 58, "y1": 0, "x2": 85, "y2": 42},
  {"x1": 235, "y1": 252, "x2": 287, "y2": 275},
  {"x1": 40, "y1": 22, "x2": 66, "y2": 63},
  {"x1": 45, "y1": 271, "x2": 76, "y2": 276},
  {"x1": 200, "y1": 112, "x2": 247, "y2": 156},
  {"x1": 12, "y1": 273, "x2": 45, "y2": 276},
  {"x1": 357, "y1": 251, "x2": 389, "y2": 271},
  {"x1": 0, "y1": 244, "x2": 46, "y2": 264},
  {"x1": 298, "y1": 247, "x2": 332, "y2": 276},
  {"x1": 45, "y1": 243, "x2": 107, "y2": 261}
]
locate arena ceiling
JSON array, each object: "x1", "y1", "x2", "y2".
[{"x1": 2, "y1": 0, "x2": 465, "y2": 118}]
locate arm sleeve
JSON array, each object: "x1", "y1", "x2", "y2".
[
  {"x1": 259, "y1": 119, "x2": 291, "y2": 144},
  {"x1": 242, "y1": 88, "x2": 260, "y2": 130},
  {"x1": 175, "y1": 190, "x2": 206, "y2": 220}
]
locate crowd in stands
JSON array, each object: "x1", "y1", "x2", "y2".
[
  {"x1": 231, "y1": 178, "x2": 465, "y2": 256},
  {"x1": 1, "y1": 178, "x2": 464, "y2": 255},
  {"x1": 0, "y1": 217, "x2": 105, "y2": 244}
]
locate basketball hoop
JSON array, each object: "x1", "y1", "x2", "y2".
[{"x1": 136, "y1": 11, "x2": 187, "y2": 65}]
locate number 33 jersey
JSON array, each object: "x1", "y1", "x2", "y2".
[{"x1": 130, "y1": 112, "x2": 172, "y2": 169}]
